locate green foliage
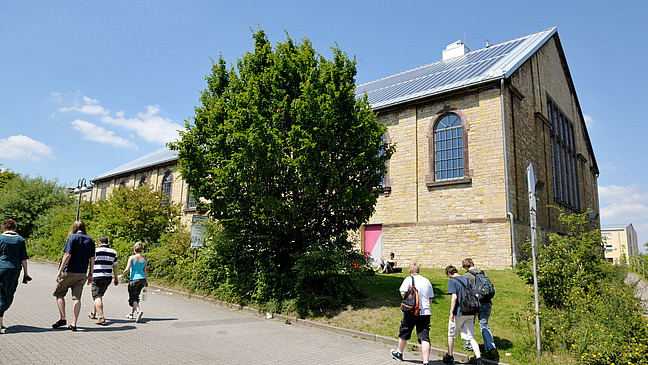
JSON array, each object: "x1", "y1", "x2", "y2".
[
  {"x1": 0, "y1": 174, "x2": 71, "y2": 238},
  {"x1": 516, "y1": 209, "x2": 648, "y2": 364},
  {"x1": 169, "y1": 28, "x2": 392, "y2": 311},
  {"x1": 29, "y1": 203, "x2": 79, "y2": 260},
  {"x1": 516, "y1": 209, "x2": 605, "y2": 308},
  {"x1": 0, "y1": 167, "x2": 19, "y2": 191}
]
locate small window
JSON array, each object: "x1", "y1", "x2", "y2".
[
  {"x1": 100, "y1": 187, "x2": 107, "y2": 199},
  {"x1": 119, "y1": 180, "x2": 127, "y2": 189},
  {"x1": 161, "y1": 170, "x2": 173, "y2": 204},
  {"x1": 187, "y1": 191, "x2": 197, "y2": 209},
  {"x1": 139, "y1": 175, "x2": 147, "y2": 186}
]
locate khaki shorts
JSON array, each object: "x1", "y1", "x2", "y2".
[
  {"x1": 448, "y1": 315, "x2": 476, "y2": 341},
  {"x1": 53, "y1": 271, "x2": 87, "y2": 300}
]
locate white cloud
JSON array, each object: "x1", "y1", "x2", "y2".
[
  {"x1": 102, "y1": 105, "x2": 183, "y2": 144},
  {"x1": 584, "y1": 114, "x2": 595, "y2": 127},
  {"x1": 598, "y1": 184, "x2": 648, "y2": 248},
  {"x1": 59, "y1": 96, "x2": 108, "y2": 115},
  {"x1": 599, "y1": 184, "x2": 648, "y2": 205},
  {"x1": 0, "y1": 135, "x2": 53, "y2": 161},
  {"x1": 71, "y1": 120, "x2": 137, "y2": 149}
]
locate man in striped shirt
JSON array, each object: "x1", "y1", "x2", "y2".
[{"x1": 88, "y1": 235, "x2": 118, "y2": 325}]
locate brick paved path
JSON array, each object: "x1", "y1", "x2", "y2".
[{"x1": 0, "y1": 261, "x2": 466, "y2": 364}]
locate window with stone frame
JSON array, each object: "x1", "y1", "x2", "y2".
[
  {"x1": 100, "y1": 187, "x2": 107, "y2": 200},
  {"x1": 139, "y1": 175, "x2": 147, "y2": 186},
  {"x1": 186, "y1": 190, "x2": 197, "y2": 209},
  {"x1": 381, "y1": 131, "x2": 393, "y2": 195},
  {"x1": 548, "y1": 97, "x2": 580, "y2": 210},
  {"x1": 161, "y1": 170, "x2": 173, "y2": 205},
  {"x1": 426, "y1": 107, "x2": 470, "y2": 187}
]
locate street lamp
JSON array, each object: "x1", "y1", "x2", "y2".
[{"x1": 74, "y1": 178, "x2": 89, "y2": 221}]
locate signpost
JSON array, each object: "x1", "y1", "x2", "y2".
[
  {"x1": 527, "y1": 163, "x2": 542, "y2": 357},
  {"x1": 190, "y1": 214, "x2": 208, "y2": 249}
]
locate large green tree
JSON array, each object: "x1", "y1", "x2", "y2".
[
  {"x1": 170, "y1": 29, "x2": 393, "y2": 308},
  {"x1": 0, "y1": 174, "x2": 70, "y2": 238}
]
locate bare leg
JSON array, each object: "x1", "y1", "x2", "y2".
[
  {"x1": 421, "y1": 340, "x2": 430, "y2": 363},
  {"x1": 447, "y1": 336, "x2": 455, "y2": 356},
  {"x1": 131, "y1": 301, "x2": 139, "y2": 315},
  {"x1": 95, "y1": 297, "x2": 104, "y2": 318},
  {"x1": 56, "y1": 297, "x2": 66, "y2": 320},
  {"x1": 71, "y1": 299, "x2": 81, "y2": 326},
  {"x1": 397, "y1": 338, "x2": 407, "y2": 353},
  {"x1": 470, "y1": 339, "x2": 481, "y2": 358}
]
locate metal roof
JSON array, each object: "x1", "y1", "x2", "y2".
[
  {"x1": 356, "y1": 28, "x2": 557, "y2": 110},
  {"x1": 91, "y1": 147, "x2": 177, "y2": 182}
]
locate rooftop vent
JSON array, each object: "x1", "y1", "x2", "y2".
[{"x1": 442, "y1": 40, "x2": 470, "y2": 61}]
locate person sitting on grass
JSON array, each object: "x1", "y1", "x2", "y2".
[{"x1": 377, "y1": 252, "x2": 397, "y2": 273}]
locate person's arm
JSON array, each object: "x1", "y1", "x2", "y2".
[
  {"x1": 57, "y1": 253, "x2": 72, "y2": 282},
  {"x1": 112, "y1": 263, "x2": 119, "y2": 285},
  {"x1": 449, "y1": 293, "x2": 457, "y2": 322},
  {"x1": 21, "y1": 260, "x2": 31, "y2": 283},
  {"x1": 119, "y1": 256, "x2": 134, "y2": 278},
  {"x1": 86, "y1": 256, "x2": 95, "y2": 284},
  {"x1": 143, "y1": 259, "x2": 148, "y2": 286}
]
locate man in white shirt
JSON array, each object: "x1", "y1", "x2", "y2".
[{"x1": 390, "y1": 262, "x2": 434, "y2": 364}]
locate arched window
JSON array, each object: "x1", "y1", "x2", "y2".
[
  {"x1": 139, "y1": 175, "x2": 147, "y2": 186},
  {"x1": 426, "y1": 108, "x2": 470, "y2": 186},
  {"x1": 161, "y1": 170, "x2": 173, "y2": 204}
]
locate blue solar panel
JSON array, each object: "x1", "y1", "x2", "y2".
[{"x1": 356, "y1": 29, "x2": 555, "y2": 109}]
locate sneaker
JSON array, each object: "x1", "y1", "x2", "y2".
[
  {"x1": 96, "y1": 317, "x2": 106, "y2": 325},
  {"x1": 126, "y1": 313, "x2": 134, "y2": 320},
  {"x1": 463, "y1": 342, "x2": 473, "y2": 351},
  {"x1": 475, "y1": 357, "x2": 483, "y2": 365},
  {"x1": 135, "y1": 311, "x2": 143, "y2": 323},
  {"x1": 52, "y1": 319, "x2": 67, "y2": 329},
  {"x1": 88, "y1": 311, "x2": 96, "y2": 319},
  {"x1": 390, "y1": 349, "x2": 403, "y2": 361},
  {"x1": 442, "y1": 353, "x2": 454, "y2": 364},
  {"x1": 486, "y1": 348, "x2": 499, "y2": 359}
]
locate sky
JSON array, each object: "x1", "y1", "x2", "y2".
[{"x1": 1, "y1": 1, "x2": 647, "y2": 251}]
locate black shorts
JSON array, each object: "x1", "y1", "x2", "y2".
[
  {"x1": 127, "y1": 279, "x2": 146, "y2": 307},
  {"x1": 398, "y1": 313, "x2": 431, "y2": 343},
  {"x1": 90, "y1": 278, "x2": 112, "y2": 299}
]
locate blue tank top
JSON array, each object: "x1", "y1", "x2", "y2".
[{"x1": 130, "y1": 257, "x2": 146, "y2": 280}]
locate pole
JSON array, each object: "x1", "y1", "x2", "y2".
[
  {"x1": 75, "y1": 178, "x2": 86, "y2": 221},
  {"x1": 527, "y1": 164, "x2": 541, "y2": 356}
]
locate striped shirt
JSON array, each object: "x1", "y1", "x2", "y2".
[{"x1": 92, "y1": 245, "x2": 118, "y2": 280}]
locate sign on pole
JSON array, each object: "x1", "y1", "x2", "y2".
[
  {"x1": 527, "y1": 163, "x2": 542, "y2": 357},
  {"x1": 190, "y1": 214, "x2": 208, "y2": 249}
]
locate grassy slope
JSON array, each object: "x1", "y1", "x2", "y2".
[{"x1": 311, "y1": 268, "x2": 570, "y2": 365}]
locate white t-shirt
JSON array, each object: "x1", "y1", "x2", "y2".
[{"x1": 399, "y1": 274, "x2": 434, "y2": 315}]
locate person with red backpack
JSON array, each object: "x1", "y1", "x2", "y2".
[
  {"x1": 444, "y1": 265, "x2": 483, "y2": 365},
  {"x1": 390, "y1": 262, "x2": 434, "y2": 364}
]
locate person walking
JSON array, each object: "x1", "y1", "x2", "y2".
[
  {"x1": 462, "y1": 258, "x2": 498, "y2": 359},
  {"x1": 0, "y1": 219, "x2": 31, "y2": 333},
  {"x1": 88, "y1": 235, "x2": 119, "y2": 325},
  {"x1": 52, "y1": 220, "x2": 95, "y2": 331},
  {"x1": 119, "y1": 242, "x2": 148, "y2": 323},
  {"x1": 390, "y1": 262, "x2": 434, "y2": 364},
  {"x1": 444, "y1": 265, "x2": 483, "y2": 365}
]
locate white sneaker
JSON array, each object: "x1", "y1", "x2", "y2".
[
  {"x1": 127, "y1": 313, "x2": 134, "y2": 319},
  {"x1": 136, "y1": 311, "x2": 143, "y2": 323}
]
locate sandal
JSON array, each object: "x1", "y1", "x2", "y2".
[
  {"x1": 52, "y1": 319, "x2": 67, "y2": 329},
  {"x1": 67, "y1": 325, "x2": 77, "y2": 332},
  {"x1": 96, "y1": 317, "x2": 105, "y2": 325},
  {"x1": 88, "y1": 311, "x2": 96, "y2": 319}
]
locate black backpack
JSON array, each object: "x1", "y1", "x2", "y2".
[
  {"x1": 469, "y1": 269, "x2": 495, "y2": 302},
  {"x1": 452, "y1": 277, "x2": 479, "y2": 316},
  {"x1": 400, "y1": 276, "x2": 420, "y2": 315}
]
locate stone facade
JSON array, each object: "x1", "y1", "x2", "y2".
[{"x1": 362, "y1": 35, "x2": 599, "y2": 269}]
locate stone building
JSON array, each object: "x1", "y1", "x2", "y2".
[
  {"x1": 357, "y1": 27, "x2": 600, "y2": 269},
  {"x1": 90, "y1": 148, "x2": 197, "y2": 223},
  {"x1": 601, "y1": 224, "x2": 639, "y2": 264}
]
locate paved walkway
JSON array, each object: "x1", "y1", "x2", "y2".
[{"x1": 1, "y1": 261, "x2": 473, "y2": 365}]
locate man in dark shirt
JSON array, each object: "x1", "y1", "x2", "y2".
[
  {"x1": 462, "y1": 258, "x2": 498, "y2": 359},
  {"x1": 444, "y1": 265, "x2": 482, "y2": 365},
  {"x1": 52, "y1": 221, "x2": 95, "y2": 331}
]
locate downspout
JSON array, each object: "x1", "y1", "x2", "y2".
[{"x1": 501, "y1": 78, "x2": 516, "y2": 267}]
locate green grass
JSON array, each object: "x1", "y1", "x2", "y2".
[{"x1": 309, "y1": 268, "x2": 573, "y2": 365}]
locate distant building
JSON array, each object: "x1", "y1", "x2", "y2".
[
  {"x1": 601, "y1": 224, "x2": 639, "y2": 263},
  {"x1": 357, "y1": 27, "x2": 600, "y2": 269},
  {"x1": 90, "y1": 148, "x2": 197, "y2": 223}
]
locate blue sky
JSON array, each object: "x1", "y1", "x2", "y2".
[{"x1": 1, "y1": 1, "x2": 647, "y2": 250}]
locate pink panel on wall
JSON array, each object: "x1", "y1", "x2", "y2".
[{"x1": 364, "y1": 225, "x2": 382, "y2": 253}]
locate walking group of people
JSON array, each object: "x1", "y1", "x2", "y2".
[
  {"x1": 0, "y1": 219, "x2": 148, "y2": 333},
  {"x1": 390, "y1": 259, "x2": 498, "y2": 365}
]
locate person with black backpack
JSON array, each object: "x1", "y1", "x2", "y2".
[
  {"x1": 444, "y1": 265, "x2": 483, "y2": 365},
  {"x1": 390, "y1": 262, "x2": 434, "y2": 364},
  {"x1": 462, "y1": 258, "x2": 498, "y2": 360}
]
